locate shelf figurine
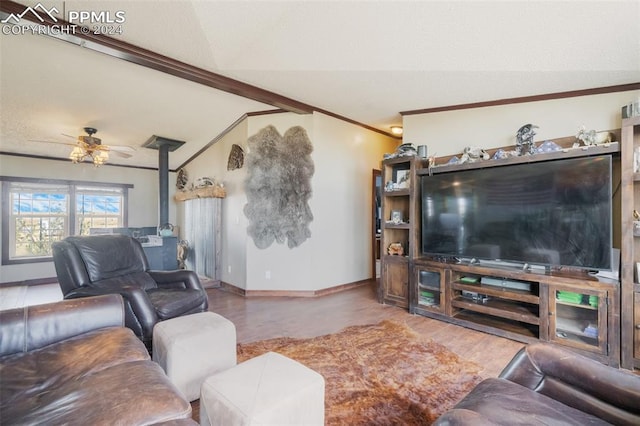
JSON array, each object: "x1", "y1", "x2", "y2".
[
  {"x1": 516, "y1": 123, "x2": 538, "y2": 155},
  {"x1": 387, "y1": 242, "x2": 404, "y2": 256},
  {"x1": 575, "y1": 125, "x2": 614, "y2": 148}
]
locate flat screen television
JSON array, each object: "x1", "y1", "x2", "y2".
[{"x1": 421, "y1": 155, "x2": 613, "y2": 271}]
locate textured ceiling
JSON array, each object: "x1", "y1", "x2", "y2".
[
  {"x1": 0, "y1": 30, "x2": 273, "y2": 169},
  {"x1": 1, "y1": 0, "x2": 639, "y2": 168}
]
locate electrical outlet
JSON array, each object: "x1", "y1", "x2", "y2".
[
  {"x1": 265, "y1": 270, "x2": 271, "y2": 280},
  {"x1": 227, "y1": 265, "x2": 231, "y2": 274}
]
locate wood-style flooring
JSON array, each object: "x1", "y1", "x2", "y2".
[
  {"x1": 0, "y1": 280, "x2": 523, "y2": 378},
  {"x1": 206, "y1": 280, "x2": 524, "y2": 379}
]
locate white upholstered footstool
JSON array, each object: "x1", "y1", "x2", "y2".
[
  {"x1": 200, "y1": 351, "x2": 325, "y2": 426},
  {"x1": 152, "y1": 312, "x2": 236, "y2": 402}
]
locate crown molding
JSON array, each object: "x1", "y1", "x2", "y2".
[{"x1": 401, "y1": 83, "x2": 640, "y2": 116}]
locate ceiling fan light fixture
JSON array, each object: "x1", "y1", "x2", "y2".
[
  {"x1": 69, "y1": 146, "x2": 85, "y2": 163},
  {"x1": 33, "y1": 127, "x2": 128, "y2": 166},
  {"x1": 93, "y1": 150, "x2": 109, "y2": 166}
]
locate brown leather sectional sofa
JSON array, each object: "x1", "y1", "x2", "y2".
[
  {"x1": 0, "y1": 294, "x2": 197, "y2": 425},
  {"x1": 435, "y1": 343, "x2": 640, "y2": 425}
]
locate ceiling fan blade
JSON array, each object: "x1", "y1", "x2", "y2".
[
  {"x1": 93, "y1": 144, "x2": 133, "y2": 158},
  {"x1": 34, "y1": 129, "x2": 134, "y2": 161},
  {"x1": 111, "y1": 151, "x2": 133, "y2": 158},
  {"x1": 29, "y1": 139, "x2": 78, "y2": 147},
  {"x1": 108, "y1": 145, "x2": 136, "y2": 152}
]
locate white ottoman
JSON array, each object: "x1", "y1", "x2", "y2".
[
  {"x1": 200, "y1": 351, "x2": 325, "y2": 426},
  {"x1": 152, "y1": 312, "x2": 236, "y2": 402}
]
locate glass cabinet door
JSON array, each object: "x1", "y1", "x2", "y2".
[
  {"x1": 411, "y1": 265, "x2": 445, "y2": 313},
  {"x1": 549, "y1": 286, "x2": 608, "y2": 354}
]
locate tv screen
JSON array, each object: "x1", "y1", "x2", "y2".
[{"x1": 421, "y1": 155, "x2": 613, "y2": 270}]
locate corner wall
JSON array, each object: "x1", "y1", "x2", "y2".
[
  {"x1": 176, "y1": 118, "x2": 250, "y2": 289},
  {"x1": 178, "y1": 111, "x2": 398, "y2": 292},
  {"x1": 246, "y1": 112, "x2": 398, "y2": 292}
]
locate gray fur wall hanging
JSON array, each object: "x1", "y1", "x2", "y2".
[{"x1": 244, "y1": 125, "x2": 314, "y2": 249}]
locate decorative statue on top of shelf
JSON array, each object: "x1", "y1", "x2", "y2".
[
  {"x1": 194, "y1": 176, "x2": 216, "y2": 189},
  {"x1": 459, "y1": 146, "x2": 489, "y2": 164},
  {"x1": 575, "y1": 125, "x2": 614, "y2": 148},
  {"x1": 396, "y1": 143, "x2": 417, "y2": 157},
  {"x1": 383, "y1": 143, "x2": 418, "y2": 160},
  {"x1": 535, "y1": 140, "x2": 562, "y2": 154},
  {"x1": 515, "y1": 123, "x2": 538, "y2": 156}
]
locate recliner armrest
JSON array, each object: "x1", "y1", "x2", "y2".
[
  {"x1": 67, "y1": 282, "x2": 160, "y2": 338},
  {"x1": 499, "y1": 343, "x2": 640, "y2": 425},
  {"x1": 148, "y1": 270, "x2": 203, "y2": 291},
  {"x1": 0, "y1": 294, "x2": 125, "y2": 357}
]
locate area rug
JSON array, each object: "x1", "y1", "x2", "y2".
[{"x1": 236, "y1": 320, "x2": 483, "y2": 425}]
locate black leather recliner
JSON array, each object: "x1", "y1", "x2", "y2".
[{"x1": 52, "y1": 234, "x2": 208, "y2": 349}]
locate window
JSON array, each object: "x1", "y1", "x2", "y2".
[
  {"x1": 76, "y1": 186, "x2": 124, "y2": 236},
  {"x1": 10, "y1": 183, "x2": 69, "y2": 260},
  {"x1": 2, "y1": 178, "x2": 131, "y2": 264}
]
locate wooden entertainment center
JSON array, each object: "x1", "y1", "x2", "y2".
[
  {"x1": 379, "y1": 127, "x2": 639, "y2": 368},
  {"x1": 620, "y1": 115, "x2": 640, "y2": 370}
]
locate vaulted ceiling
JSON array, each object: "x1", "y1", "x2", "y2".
[{"x1": 1, "y1": 0, "x2": 639, "y2": 169}]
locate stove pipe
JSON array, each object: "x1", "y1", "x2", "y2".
[{"x1": 143, "y1": 136, "x2": 185, "y2": 229}]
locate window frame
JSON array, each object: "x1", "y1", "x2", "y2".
[
  {"x1": 1, "y1": 176, "x2": 132, "y2": 265},
  {"x1": 75, "y1": 185, "x2": 127, "y2": 236}
]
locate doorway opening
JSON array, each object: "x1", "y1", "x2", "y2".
[{"x1": 372, "y1": 169, "x2": 382, "y2": 279}]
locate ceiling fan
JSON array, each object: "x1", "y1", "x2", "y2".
[{"x1": 31, "y1": 127, "x2": 136, "y2": 166}]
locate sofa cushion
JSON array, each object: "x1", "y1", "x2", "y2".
[
  {"x1": 0, "y1": 327, "x2": 149, "y2": 413},
  {"x1": 1, "y1": 360, "x2": 192, "y2": 425},
  {"x1": 435, "y1": 378, "x2": 610, "y2": 425}
]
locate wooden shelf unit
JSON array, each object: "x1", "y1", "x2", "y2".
[
  {"x1": 412, "y1": 260, "x2": 619, "y2": 365},
  {"x1": 621, "y1": 115, "x2": 640, "y2": 369},
  {"x1": 378, "y1": 156, "x2": 425, "y2": 308}
]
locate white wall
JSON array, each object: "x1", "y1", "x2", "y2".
[
  {"x1": 310, "y1": 112, "x2": 396, "y2": 290},
  {"x1": 244, "y1": 113, "x2": 314, "y2": 291},
  {"x1": 0, "y1": 154, "x2": 172, "y2": 283},
  {"x1": 403, "y1": 91, "x2": 639, "y2": 158},
  {"x1": 245, "y1": 112, "x2": 398, "y2": 292},
  {"x1": 178, "y1": 111, "x2": 398, "y2": 292}
]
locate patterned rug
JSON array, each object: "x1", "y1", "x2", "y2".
[{"x1": 236, "y1": 320, "x2": 483, "y2": 425}]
